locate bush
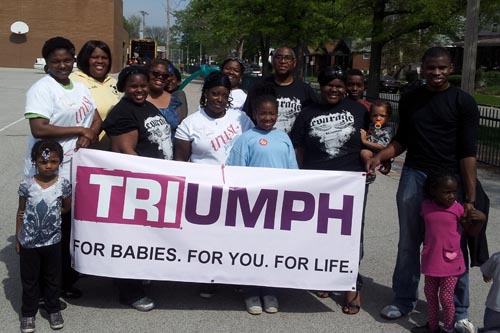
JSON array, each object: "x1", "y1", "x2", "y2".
[
  {"x1": 482, "y1": 71, "x2": 500, "y2": 87},
  {"x1": 449, "y1": 75, "x2": 461, "y2": 86}
]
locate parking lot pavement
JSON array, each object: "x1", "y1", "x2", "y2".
[{"x1": 0, "y1": 68, "x2": 498, "y2": 332}]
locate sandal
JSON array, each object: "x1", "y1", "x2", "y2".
[
  {"x1": 342, "y1": 290, "x2": 360, "y2": 315},
  {"x1": 315, "y1": 291, "x2": 330, "y2": 298}
]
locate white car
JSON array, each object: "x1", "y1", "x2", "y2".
[{"x1": 34, "y1": 58, "x2": 77, "y2": 73}]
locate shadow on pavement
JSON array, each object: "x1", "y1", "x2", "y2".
[{"x1": 0, "y1": 235, "x2": 22, "y2": 317}]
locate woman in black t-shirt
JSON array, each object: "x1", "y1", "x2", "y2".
[
  {"x1": 103, "y1": 65, "x2": 173, "y2": 160},
  {"x1": 102, "y1": 65, "x2": 173, "y2": 312},
  {"x1": 290, "y1": 67, "x2": 369, "y2": 315}
]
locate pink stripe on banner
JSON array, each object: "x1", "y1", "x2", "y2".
[{"x1": 74, "y1": 166, "x2": 185, "y2": 228}]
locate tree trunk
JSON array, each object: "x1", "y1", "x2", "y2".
[
  {"x1": 366, "y1": 0, "x2": 387, "y2": 100},
  {"x1": 237, "y1": 39, "x2": 245, "y2": 60},
  {"x1": 294, "y1": 40, "x2": 307, "y2": 80},
  {"x1": 461, "y1": 0, "x2": 480, "y2": 94},
  {"x1": 260, "y1": 34, "x2": 271, "y2": 77}
]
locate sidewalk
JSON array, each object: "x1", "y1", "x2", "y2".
[{"x1": 0, "y1": 68, "x2": 498, "y2": 332}]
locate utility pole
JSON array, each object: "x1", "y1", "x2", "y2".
[
  {"x1": 139, "y1": 10, "x2": 149, "y2": 39},
  {"x1": 166, "y1": 0, "x2": 170, "y2": 60},
  {"x1": 461, "y1": 0, "x2": 480, "y2": 94}
]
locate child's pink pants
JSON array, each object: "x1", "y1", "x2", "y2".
[{"x1": 424, "y1": 275, "x2": 459, "y2": 331}]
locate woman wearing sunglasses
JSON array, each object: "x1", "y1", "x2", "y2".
[
  {"x1": 220, "y1": 57, "x2": 247, "y2": 112},
  {"x1": 146, "y1": 59, "x2": 183, "y2": 140}
]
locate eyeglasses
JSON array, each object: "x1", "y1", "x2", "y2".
[
  {"x1": 150, "y1": 71, "x2": 170, "y2": 80},
  {"x1": 274, "y1": 54, "x2": 295, "y2": 62}
]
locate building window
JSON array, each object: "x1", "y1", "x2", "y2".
[{"x1": 363, "y1": 53, "x2": 370, "y2": 60}]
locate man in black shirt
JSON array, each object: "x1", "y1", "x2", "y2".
[
  {"x1": 368, "y1": 47, "x2": 479, "y2": 333},
  {"x1": 243, "y1": 47, "x2": 318, "y2": 133}
]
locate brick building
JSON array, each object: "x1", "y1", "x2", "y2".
[{"x1": 1, "y1": 0, "x2": 128, "y2": 73}]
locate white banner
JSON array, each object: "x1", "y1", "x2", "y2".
[{"x1": 71, "y1": 149, "x2": 366, "y2": 291}]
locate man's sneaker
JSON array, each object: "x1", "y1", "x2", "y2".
[
  {"x1": 245, "y1": 296, "x2": 262, "y2": 315},
  {"x1": 454, "y1": 319, "x2": 474, "y2": 333},
  {"x1": 130, "y1": 296, "x2": 155, "y2": 312},
  {"x1": 49, "y1": 311, "x2": 64, "y2": 330},
  {"x1": 380, "y1": 304, "x2": 404, "y2": 320},
  {"x1": 262, "y1": 295, "x2": 279, "y2": 313},
  {"x1": 20, "y1": 316, "x2": 35, "y2": 333},
  {"x1": 199, "y1": 285, "x2": 215, "y2": 299}
]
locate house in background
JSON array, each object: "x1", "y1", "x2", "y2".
[
  {"x1": 305, "y1": 39, "x2": 371, "y2": 77},
  {"x1": 451, "y1": 30, "x2": 500, "y2": 71},
  {"x1": 1, "y1": 0, "x2": 128, "y2": 72}
]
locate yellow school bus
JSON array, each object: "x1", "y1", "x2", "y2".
[{"x1": 129, "y1": 38, "x2": 157, "y2": 64}]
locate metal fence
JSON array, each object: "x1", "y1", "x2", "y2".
[{"x1": 477, "y1": 106, "x2": 500, "y2": 166}]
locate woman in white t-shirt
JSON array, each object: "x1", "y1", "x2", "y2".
[
  {"x1": 221, "y1": 57, "x2": 247, "y2": 111},
  {"x1": 174, "y1": 71, "x2": 253, "y2": 299},
  {"x1": 23, "y1": 36, "x2": 102, "y2": 302},
  {"x1": 174, "y1": 71, "x2": 254, "y2": 165}
]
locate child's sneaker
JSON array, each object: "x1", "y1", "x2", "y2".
[
  {"x1": 20, "y1": 316, "x2": 35, "y2": 333},
  {"x1": 49, "y1": 311, "x2": 64, "y2": 330},
  {"x1": 263, "y1": 295, "x2": 279, "y2": 313},
  {"x1": 454, "y1": 319, "x2": 474, "y2": 333},
  {"x1": 245, "y1": 296, "x2": 262, "y2": 315}
]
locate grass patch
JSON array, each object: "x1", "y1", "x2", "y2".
[{"x1": 474, "y1": 93, "x2": 500, "y2": 107}]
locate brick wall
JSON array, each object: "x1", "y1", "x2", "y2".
[{"x1": 0, "y1": 0, "x2": 128, "y2": 73}]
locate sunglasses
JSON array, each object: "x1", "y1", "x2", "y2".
[{"x1": 150, "y1": 71, "x2": 171, "y2": 80}]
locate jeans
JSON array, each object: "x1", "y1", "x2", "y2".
[
  {"x1": 392, "y1": 166, "x2": 469, "y2": 320},
  {"x1": 479, "y1": 307, "x2": 500, "y2": 333}
]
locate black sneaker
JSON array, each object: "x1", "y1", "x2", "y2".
[
  {"x1": 49, "y1": 311, "x2": 64, "y2": 330},
  {"x1": 20, "y1": 316, "x2": 35, "y2": 333}
]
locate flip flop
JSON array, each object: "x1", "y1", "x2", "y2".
[{"x1": 342, "y1": 291, "x2": 360, "y2": 315}]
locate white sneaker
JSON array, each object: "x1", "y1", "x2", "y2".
[
  {"x1": 454, "y1": 318, "x2": 475, "y2": 333},
  {"x1": 245, "y1": 296, "x2": 262, "y2": 315},
  {"x1": 130, "y1": 297, "x2": 155, "y2": 312},
  {"x1": 263, "y1": 295, "x2": 279, "y2": 313}
]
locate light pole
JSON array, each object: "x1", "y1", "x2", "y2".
[
  {"x1": 139, "y1": 11, "x2": 149, "y2": 39},
  {"x1": 166, "y1": 0, "x2": 170, "y2": 60},
  {"x1": 199, "y1": 42, "x2": 202, "y2": 65}
]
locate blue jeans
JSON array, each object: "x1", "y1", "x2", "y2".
[
  {"x1": 392, "y1": 166, "x2": 469, "y2": 320},
  {"x1": 479, "y1": 307, "x2": 500, "y2": 333}
]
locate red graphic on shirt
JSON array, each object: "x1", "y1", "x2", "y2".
[
  {"x1": 259, "y1": 138, "x2": 268, "y2": 146},
  {"x1": 210, "y1": 124, "x2": 241, "y2": 151}
]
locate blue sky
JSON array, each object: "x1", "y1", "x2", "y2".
[{"x1": 123, "y1": 0, "x2": 188, "y2": 27}]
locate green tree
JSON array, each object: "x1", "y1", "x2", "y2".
[
  {"x1": 146, "y1": 26, "x2": 167, "y2": 45},
  {"x1": 332, "y1": 0, "x2": 468, "y2": 97},
  {"x1": 172, "y1": 0, "x2": 342, "y2": 76},
  {"x1": 124, "y1": 15, "x2": 142, "y2": 39}
]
